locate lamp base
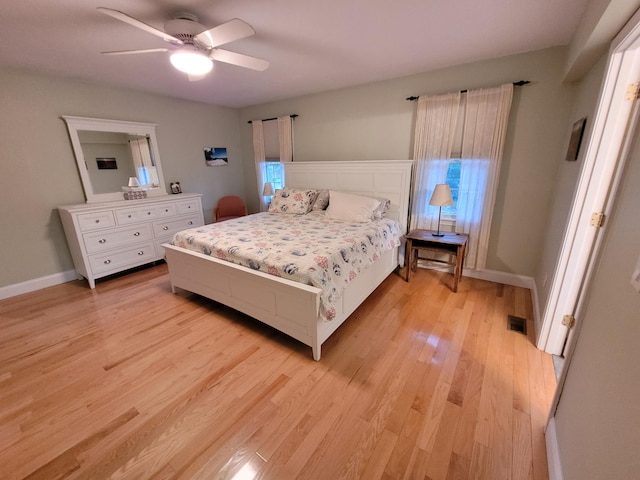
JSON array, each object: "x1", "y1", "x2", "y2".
[{"x1": 431, "y1": 232, "x2": 445, "y2": 237}]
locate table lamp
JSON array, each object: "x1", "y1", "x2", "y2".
[
  {"x1": 262, "y1": 182, "x2": 274, "y2": 196},
  {"x1": 429, "y1": 184, "x2": 453, "y2": 237}
]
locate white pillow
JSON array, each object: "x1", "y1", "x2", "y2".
[{"x1": 325, "y1": 190, "x2": 381, "y2": 223}]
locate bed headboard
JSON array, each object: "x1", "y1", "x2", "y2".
[{"x1": 283, "y1": 160, "x2": 414, "y2": 233}]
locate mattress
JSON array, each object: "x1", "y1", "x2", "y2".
[{"x1": 170, "y1": 211, "x2": 402, "y2": 320}]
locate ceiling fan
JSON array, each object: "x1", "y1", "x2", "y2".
[{"x1": 97, "y1": 7, "x2": 269, "y2": 81}]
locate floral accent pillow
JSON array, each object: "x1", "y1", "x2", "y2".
[
  {"x1": 268, "y1": 187, "x2": 318, "y2": 214},
  {"x1": 372, "y1": 197, "x2": 391, "y2": 219},
  {"x1": 311, "y1": 189, "x2": 330, "y2": 211}
]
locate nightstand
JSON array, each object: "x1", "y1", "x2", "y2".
[{"x1": 405, "y1": 229, "x2": 468, "y2": 292}]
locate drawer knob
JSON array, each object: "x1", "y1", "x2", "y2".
[
  {"x1": 95, "y1": 219, "x2": 100, "y2": 223},
  {"x1": 187, "y1": 206, "x2": 191, "y2": 209},
  {"x1": 147, "y1": 212, "x2": 152, "y2": 215},
  {"x1": 188, "y1": 221, "x2": 193, "y2": 225},
  {"x1": 104, "y1": 259, "x2": 111, "y2": 264},
  {"x1": 165, "y1": 209, "x2": 169, "y2": 212},
  {"x1": 134, "y1": 232, "x2": 140, "y2": 236},
  {"x1": 138, "y1": 251, "x2": 144, "y2": 255},
  {"x1": 98, "y1": 239, "x2": 106, "y2": 244},
  {"x1": 128, "y1": 214, "x2": 132, "y2": 218},
  {"x1": 163, "y1": 226, "x2": 169, "y2": 230}
]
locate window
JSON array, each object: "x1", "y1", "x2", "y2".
[
  {"x1": 441, "y1": 159, "x2": 461, "y2": 219},
  {"x1": 264, "y1": 161, "x2": 284, "y2": 192}
]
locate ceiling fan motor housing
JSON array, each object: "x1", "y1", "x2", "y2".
[{"x1": 164, "y1": 16, "x2": 206, "y2": 44}]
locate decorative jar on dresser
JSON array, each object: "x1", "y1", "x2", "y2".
[{"x1": 58, "y1": 193, "x2": 204, "y2": 288}]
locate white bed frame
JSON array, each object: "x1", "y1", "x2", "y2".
[{"x1": 162, "y1": 160, "x2": 413, "y2": 360}]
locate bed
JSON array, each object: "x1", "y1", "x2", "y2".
[{"x1": 162, "y1": 160, "x2": 413, "y2": 360}]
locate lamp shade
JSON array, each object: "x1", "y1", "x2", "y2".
[
  {"x1": 429, "y1": 184, "x2": 453, "y2": 207},
  {"x1": 262, "y1": 181, "x2": 274, "y2": 196},
  {"x1": 128, "y1": 177, "x2": 140, "y2": 187},
  {"x1": 170, "y1": 48, "x2": 213, "y2": 75}
]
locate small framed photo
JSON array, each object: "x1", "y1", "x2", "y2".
[
  {"x1": 96, "y1": 157, "x2": 117, "y2": 169},
  {"x1": 170, "y1": 182, "x2": 182, "y2": 194},
  {"x1": 566, "y1": 117, "x2": 587, "y2": 161},
  {"x1": 204, "y1": 147, "x2": 228, "y2": 166}
]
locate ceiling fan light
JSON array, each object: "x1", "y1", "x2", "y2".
[{"x1": 170, "y1": 49, "x2": 212, "y2": 75}]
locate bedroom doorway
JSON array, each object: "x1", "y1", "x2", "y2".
[{"x1": 538, "y1": 9, "x2": 640, "y2": 361}]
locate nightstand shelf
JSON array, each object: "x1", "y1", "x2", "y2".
[{"x1": 405, "y1": 229, "x2": 468, "y2": 292}]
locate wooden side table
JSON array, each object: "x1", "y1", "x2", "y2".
[{"x1": 405, "y1": 229, "x2": 468, "y2": 292}]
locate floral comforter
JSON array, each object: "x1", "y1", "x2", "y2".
[{"x1": 170, "y1": 211, "x2": 402, "y2": 320}]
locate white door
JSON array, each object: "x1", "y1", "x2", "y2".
[{"x1": 537, "y1": 13, "x2": 640, "y2": 356}]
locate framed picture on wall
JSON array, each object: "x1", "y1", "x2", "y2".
[
  {"x1": 204, "y1": 147, "x2": 228, "y2": 166},
  {"x1": 96, "y1": 157, "x2": 117, "y2": 169},
  {"x1": 566, "y1": 117, "x2": 587, "y2": 161}
]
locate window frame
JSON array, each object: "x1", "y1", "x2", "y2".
[
  {"x1": 440, "y1": 158, "x2": 461, "y2": 225},
  {"x1": 263, "y1": 160, "x2": 284, "y2": 193}
]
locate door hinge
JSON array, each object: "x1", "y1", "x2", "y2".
[
  {"x1": 626, "y1": 82, "x2": 640, "y2": 101},
  {"x1": 590, "y1": 212, "x2": 605, "y2": 227},
  {"x1": 562, "y1": 315, "x2": 576, "y2": 329}
]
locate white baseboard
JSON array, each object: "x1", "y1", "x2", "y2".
[
  {"x1": 462, "y1": 267, "x2": 535, "y2": 289},
  {"x1": 0, "y1": 270, "x2": 78, "y2": 300},
  {"x1": 530, "y1": 279, "x2": 542, "y2": 341},
  {"x1": 545, "y1": 417, "x2": 564, "y2": 480}
]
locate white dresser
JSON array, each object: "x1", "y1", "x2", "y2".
[{"x1": 58, "y1": 193, "x2": 204, "y2": 288}]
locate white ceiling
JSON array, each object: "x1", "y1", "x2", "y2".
[{"x1": 0, "y1": 0, "x2": 591, "y2": 108}]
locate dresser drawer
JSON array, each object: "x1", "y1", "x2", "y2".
[
  {"x1": 88, "y1": 243, "x2": 156, "y2": 275},
  {"x1": 152, "y1": 214, "x2": 202, "y2": 237},
  {"x1": 115, "y1": 203, "x2": 177, "y2": 224},
  {"x1": 77, "y1": 211, "x2": 116, "y2": 232},
  {"x1": 177, "y1": 198, "x2": 201, "y2": 215},
  {"x1": 83, "y1": 224, "x2": 153, "y2": 254}
]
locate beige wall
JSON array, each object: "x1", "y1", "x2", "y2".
[
  {"x1": 0, "y1": 47, "x2": 598, "y2": 288},
  {"x1": 0, "y1": 68, "x2": 244, "y2": 287},
  {"x1": 239, "y1": 47, "x2": 575, "y2": 277},
  {"x1": 536, "y1": 55, "x2": 608, "y2": 315},
  {"x1": 553, "y1": 116, "x2": 640, "y2": 479}
]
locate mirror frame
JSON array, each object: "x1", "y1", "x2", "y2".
[{"x1": 62, "y1": 115, "x2": 168, "y2": 203}]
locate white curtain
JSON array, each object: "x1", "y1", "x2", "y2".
[
  {"x1": 410, "y1": 92, "x2": 461, "y2": 231},
  {"x1": 129, "y1": 138, "x2": 157, "y2": 186},
  {"x1": 456, "y1": 84, "x2": 513, "y2": 269},
  {"x1": 252, "y1": 120, "x2": 268, "y2": 211},
  {"x1": 278, "y1": 116, "x2": 293, "y2": 162}
]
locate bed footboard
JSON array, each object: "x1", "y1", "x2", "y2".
[
  {"x1": 162, "y1": 243, "x2": 324, "y2": 359},
  {"x1": 163, "y1": 244, "x2": 399, "y2": 360}
]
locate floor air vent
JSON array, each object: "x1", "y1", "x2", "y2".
[{"x1": 507, "y1": 315, "x2": 527, "y2": 335}]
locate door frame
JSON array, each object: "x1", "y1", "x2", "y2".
[{"x1": 537, "y1": 9, "x2": 640, "y2": 355}]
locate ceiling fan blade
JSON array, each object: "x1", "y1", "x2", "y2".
[
  {"x1": 102, "y1": 48, "x2": 169, "y2": 56},
  {"x1": 187, "y1": 73, "x2": 207, "y2": 82},
  {"x1": 195, "y1": 18, "x2": 255, "y2": 48},
  {"x1": 210, "y1": 49, "x2": 269, "y2": 71},
  {"x1": 97, "y1": 7, "x2": 183, "y2": 45}
]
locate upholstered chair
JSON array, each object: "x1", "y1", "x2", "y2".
[{"x1": 214, "y1": 195, "x2": 248, "y2": 222}]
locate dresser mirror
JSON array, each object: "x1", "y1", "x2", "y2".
[{"x1": 62, "y1": 116, "x2": 168, "y2": 203}]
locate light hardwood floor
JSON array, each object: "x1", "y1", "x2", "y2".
[{"x1": 0, "y1": 264, "x2": 556, "y2": 480}]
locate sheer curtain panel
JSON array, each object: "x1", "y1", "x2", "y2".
[
  {"x1": 410, "y1": 92, "x2": 461, "y2": 231},
  {"x1": 252, "y1": 120, "x2": 268, "y2": 211},
  {"x1": 129, "y1": 138, "x2": 157, "y2": 186},
  {"x1": 278, "y1": 115, "x2": 293, "y2": 162},
  {"x1": 456, "y1": 84, "x2": 513, "y2": 269}
]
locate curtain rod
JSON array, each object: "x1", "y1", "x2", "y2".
[
  {"x1": 406, "y1": 80, "x2": 530, "y2": 101},
  {"x1": 247, "y1": 114, "x2": 298, "y2": 124}
]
